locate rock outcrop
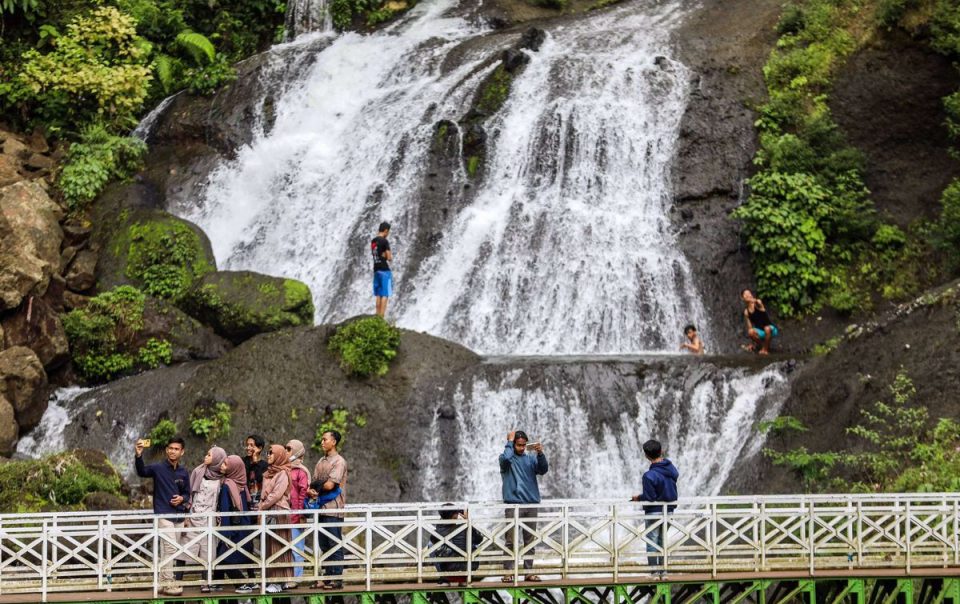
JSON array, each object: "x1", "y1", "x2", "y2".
[
  {"x1": 179, "y1": 271, "x2": 314, "y2": 344},
  {"x1": 0, "y1": 346, "x2": 48, "y2": 433},
  {"x1": 0, "y1": 181, "x2": 64, "y2": 311}
]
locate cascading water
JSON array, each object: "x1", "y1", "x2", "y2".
[
  {"x1": 17, "y1": 0, "x2": 797, "y2": 504},
  {"x1": 181, "y1": 0, "x2": 708, "y2": 354},
  {"x1": 286, "y1": 0, "x2": 333, "y2": 38},
  {"x1": 419, "y1": 360, "x2": 791, "y2": 501}
]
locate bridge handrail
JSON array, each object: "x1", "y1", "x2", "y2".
[
  {"x1": 1, "y1": 493, "x2": 958, "y2": 601},
  {"x1": 2, "y1": 492, "x2": 958, "y2": 521}
]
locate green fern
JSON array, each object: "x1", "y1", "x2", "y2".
[
  {"x1": 175, "y1": 31, "x2": 215, "y2": 65},
  {"x1": 153, "y1": 54, "x2": 177, "y2": 93}
]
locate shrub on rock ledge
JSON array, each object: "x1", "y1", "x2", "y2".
[
  {"x1": 0, "y1": 450, "x2": 123, "y2": 513},
  {"x1": 62, "y1": 286, "x2": 173, "y2": 383},
  {"x1": 328, "y1": 316, "x2": 400, "y2": 377},
  {"x1": 97, "y1": 209, "x2": 216, "y2": 301},
  {"x1": 180, "y1": 271, "x2": 314, "y2": 344}
]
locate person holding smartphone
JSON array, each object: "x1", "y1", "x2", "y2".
[
  {"x1": 499, "y1": 430, "x2": 548, "y2": 582},
  {"x1": 135, "y1": 436, "x2": 191, "y2": 596}
]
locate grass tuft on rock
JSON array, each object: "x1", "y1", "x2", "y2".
[{"x1": 328, "y1": 316, "x2": 400, "y2": 377}]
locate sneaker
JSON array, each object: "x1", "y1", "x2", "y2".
[
  {"x1": 265, "y1": 583, "x2": 284, "y2": 594},
  {"x1": 162, "y1": 586, "x2": 183, "y2": 596},
  {"x1": 235, "y1": 584, "x2": 255, "y2": 594},
  {"x1": 283, "y1": 581, "x2": 298, "y2": 590}
]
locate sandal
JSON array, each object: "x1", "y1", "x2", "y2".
[
  {"x1": 525, "y1": 574, "x2": 542, "y2": 582},
  {"x1": 501, "y1": 576, "x2": 515, "y2": 583}
]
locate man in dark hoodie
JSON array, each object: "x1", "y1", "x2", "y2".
[
  {"x1": 499, "y1": 430, "x2": 548, "y2": 582},
  {"x1": 631, "y1": 439, "x2": 679, "y2": 574}
]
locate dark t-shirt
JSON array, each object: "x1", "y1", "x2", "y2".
[
  {"x1": 371, "y1": 236, "x2": 391, "y2": 272},
  {"x1": 748, "y1": 306, "x2": 772, "y2": 328},
  {"x1": 244, "y1": 456, "x2": 267, "y2": 501}
]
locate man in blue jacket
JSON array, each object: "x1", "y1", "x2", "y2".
[
  {"x1": 499, "y1": 430, "x2": 548, "y2": 582},
  {"x1": 135, "y1": 436, "x2": 191, "y2": 596},
  {"x1": 631, "y1": 439, "x2": 679, "y2": 575}
]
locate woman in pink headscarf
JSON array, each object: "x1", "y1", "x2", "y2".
[
  {"x1": 209, "y1": 455, "x2": 254, "y2": 592},
  {"x1": 258, "y1": 444, "x2": 293, "y2": 593}
]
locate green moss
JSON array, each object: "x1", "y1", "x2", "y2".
[
  {"x1": 475, "y1": 64, "x2": 513, "y2": 116},
  {"x1": 63, "y1": 286, "x2": 173, "y2": 382},
  {"x1": 0, "y1": 451, "x2": 123, "y2": 513},
  {"x1": 466, "y1": 155, "x2": 481, "y2": 178},
  {"x1": 180, "y1": 271, "x2": 315, "y2": 344},
  {"x1": 125, "y1": 218, "x2": 215, "y2": 300}
]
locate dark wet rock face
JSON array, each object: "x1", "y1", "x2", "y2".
[
  {"x1": 670, "y1": 0, "x2": 784, "y2": 354},
  {"x1": 830, "y1": 30, "x2": 960, "y2": 226}
]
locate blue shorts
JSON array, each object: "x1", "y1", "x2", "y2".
[
  {"x1": 752, "y1": 325, "x2": 780, "y2": 340},
  {"x1": 373, "y1": 271, "x2": 392, "y2": 298}
]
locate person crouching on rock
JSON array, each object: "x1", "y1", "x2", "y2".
[{"x1": 741, "y1": 288, "x2": 779, "y2": 355}]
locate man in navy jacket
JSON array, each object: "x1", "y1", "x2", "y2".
[
  {"x1": 499, "y1": 430, "x2": 548, "y2": 581},
  {"x1": 135, "y1": 436, "x2": 191, "y2": 596},
  {"x1": 631, "y1": 439, "x2": 679, "y2": 574}
]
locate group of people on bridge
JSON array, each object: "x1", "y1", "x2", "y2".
[{"x1": 133, "y1": 429, "x2": 680, "y2": 596}]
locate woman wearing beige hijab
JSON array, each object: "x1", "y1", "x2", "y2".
[
  {"x1": 258, "y1": 444, "x2": 293, "y2": 593},
  {"x1": 182, "y1": 446, "x2": 226, "y2": 588},
  {"x1": 285, "y1": 439, "x2": 311, "y2": 585}
]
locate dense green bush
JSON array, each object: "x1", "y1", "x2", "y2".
[
  {"x1": 148, "y1": 418, "x2": 178, "y2": 446},
  {"x1": 62, "y1": 286, "x2": 172, "y2": 382},
  {"x1": 0, "y1": 451, "x2": 123, "y2": 513},
  {"x1": 58, "y1": 124, "x2": 147, "y2": 209},
  {"x1": 328, "y1": 317, "x2": 401, "y2": 377},
  {"x1": 16, "y1": 7, "x2": 152, "y2": 133}
]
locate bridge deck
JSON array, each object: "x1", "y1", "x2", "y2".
[{"x1": 2, "y1": 569, "x2": 960, "y2": 603}]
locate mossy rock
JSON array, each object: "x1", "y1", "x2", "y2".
[
  {"x1": 0, "y1": 449, "x2": 125, "y2": 513},
  {"x1": 96, "y1": 208, "x2": 216, "y2": 301},
  {"x1": 180, "y1": 271, "x2": 315, "y2": 344}
]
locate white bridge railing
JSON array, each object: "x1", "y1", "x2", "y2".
[{"x1": 1, "y1": 494, "x2": 959, "y2": 600}]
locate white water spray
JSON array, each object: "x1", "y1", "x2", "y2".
[{"x1": 182, "y1": 0, "x2": 707, "y2": 354}]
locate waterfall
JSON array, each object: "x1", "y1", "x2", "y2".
[
  {"x1": 419, "y1": 360, "x2": 791, "y2": 501},
  {"x1": 15, "y1": 387, "x2": 89, "y2": 459},
  {"x1": 180, "y1": 0, "x2": 708, "y2": 355},
  {"x1": 286, "y1": 0, "x2": 333, "y2": 38}
]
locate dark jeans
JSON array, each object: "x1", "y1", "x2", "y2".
[
  {"x1": 504, "y1": 507, "x2": 539, "y2": 571},
  {"x1": 317, "y1": 515, "x2": 344, "y2": 579}
]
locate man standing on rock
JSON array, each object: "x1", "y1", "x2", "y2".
[
  {"x1": 309, "y1": 430, "x2": 348, "y2": 590},
  {"x1": 499, "y1": 430, "x2": 548, "y2": 582},
  {"x1": 135, "y1": 436, "x2": 191, "y2": 596},
  {"x1": 371, "y1": 221, "x2": 393, "y2": 317}
]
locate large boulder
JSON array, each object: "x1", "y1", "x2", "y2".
[
  {"x1": 180, "y1": 271, "x2": 315, "y2": 344},
  {"x1": 0, "y1": 346, "x2": 48, "y2": 432},
  {"x1": 94, "y1": 206, "x2": 215, "y2": 300},
  {"x1": 0, "y1": 395, "x2": 17, "y2": 457},
  {"x1": 142, "y1": 297, "x2": 231, "y2": 362},
  {"x1": 1, "y1": 295, "x2": 70, "y2": 370},
  {"x1": 0, "y1": 181, "x2": 64, "y2": 311}
]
